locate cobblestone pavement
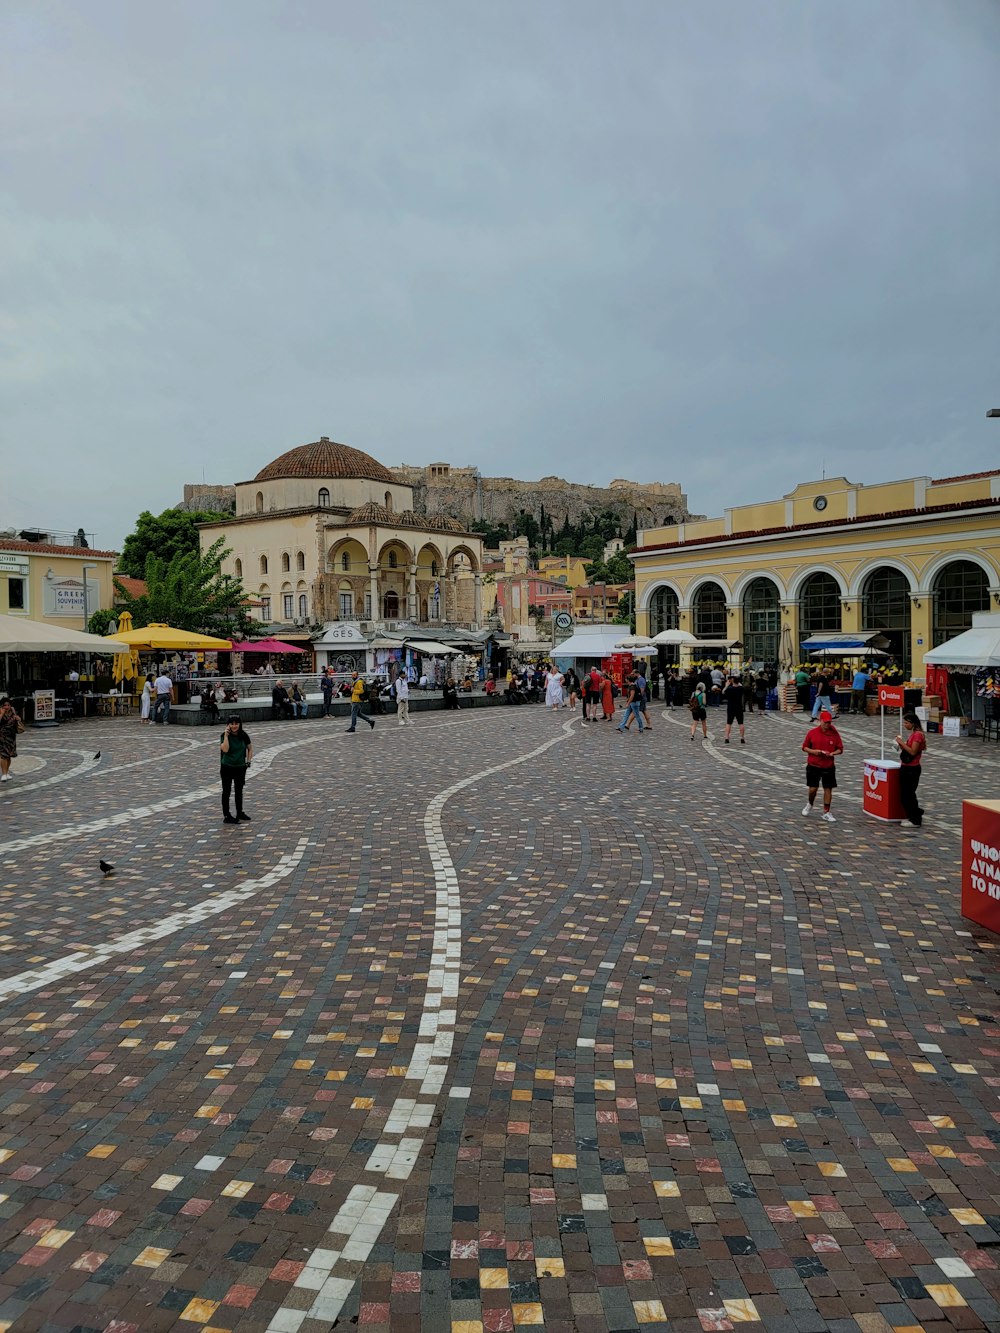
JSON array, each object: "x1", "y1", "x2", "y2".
[{"x1": 1, "y1": 701, "x2": 1000, "y2": 1333}]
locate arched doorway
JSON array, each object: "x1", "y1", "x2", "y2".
[
  {"x1": 933, "y1": 560, "x2": 989, "y2": 647},
  {"x1": 742, "y1": 577, "x2": 780, "y2": 664},
  {"x1": 862, "y1": 566, "x2": 911, "y2": 674},
  {"x1": 649, "y1": 586, "x2": 681, "y2": 666},
  {"x1": 798, "y1": 572, "x2": 842, "y2": 641},
  {"x1": 692, "y1": 582, "x2": 727, "y2": 640},
  {"x1": 383, "y1": 590, "x2": 399, "y2": 619}
]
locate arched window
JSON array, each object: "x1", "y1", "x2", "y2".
[
  {"x1": 259, "y1": 555, "x2": 268, "y2": 575},
  {"x1": 862, "y1": 566, "x2": 911, "y2": 674},
  {"x1": 648, "y1": 586, "x2": 679, "y2": 636},
  {"x1": 384, "y1": 491, "x2": 393, "y2": 512},
  {"x1": 318, "y1": 488, "x2": 330, "y2": 507},
  {"x1": 296, "y1": 551, "x2": 305, "y2": 571},
  {"x1": 341, "y1": 552, "x2": 350, "y2": 572},
  {"x1": 933, "y1": 560, "x2": 989, "y2": 647},
  {"x1": 234, "y1": 558, "x2": 243, "y2": 578},
  {"x1": 383, "y1": 590, "x2": 399, "y2": 618},
  {"x1": 298, "y1": 593, "x2": 308, "y2": 620},
  {"x1": 281, "y1": 552, "x2": 290, "y2": 573},
  {"x1": 255, "y1": 491, "x2": 264, "y2": 513},
  {"x1": 742, "y1": 577, "x2": 780, "y2": 663},
  {"x1": 431, "y1": 560, "x2": 439, "y2": 577},
  {"x1": 338, "y1": 581, "x2": 353, "y2": 619},
  {"x1": 799, "y1": 572, "x2": 841, "y2": 640},
  {"x1": 388, "y1": 551, "x2": 397, "y2": 569},
  {"x1": 693, "y1": 581, "x2": 727, "y2": 640}
]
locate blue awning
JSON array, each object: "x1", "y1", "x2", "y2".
[{"x1": 800, "y1": 631, "x2": 889, "y2": 652}]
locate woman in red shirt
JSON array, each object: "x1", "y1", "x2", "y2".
[{"x1": 895, "y1": 713, "x2": 927, "y2": 828}]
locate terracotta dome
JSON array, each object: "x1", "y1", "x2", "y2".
[
  {"x1": 347, "y1": 501, "x2": 394, "y2": 525},
  {"x1": 255, "y1": 437, "x2": 395, "y2": 484},
  {"x1": 429, "y1": 514, "x2": 466, "y2": 532}
]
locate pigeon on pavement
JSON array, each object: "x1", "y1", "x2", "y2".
[
  {"x1": 93, "y1": 751, "x2": 101, "y2": 761},
  {"x1": 99, "y1": 860, "x2": 114, "y2": 877}
]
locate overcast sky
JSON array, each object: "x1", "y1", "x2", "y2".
[{"x1": 2, "y1": 0, "x2": 998, "y2": 550}]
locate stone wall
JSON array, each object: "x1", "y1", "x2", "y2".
[
  {"x1": 390, "y1": 465, "x2": 696, "y2": 531},
  {"x1": 179, "y1": 484, "x2": 236, "y2": 514}
]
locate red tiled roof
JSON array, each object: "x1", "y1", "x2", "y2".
[
  {"x1": 634, "y1": 494, "x2": 1000, "y2": 555},
  {"x1": 931, "y1": 469, "x2": 1000, "y2": 485},
  {"x1": 113, "y1": 576, "x2": 147, "y2": 599},
  {"x1": 0, "y1": 540, "x2": 116, "y2": 558},
  {"x1": 254, "y1": 438, "x2": 395, "y2": 484}
]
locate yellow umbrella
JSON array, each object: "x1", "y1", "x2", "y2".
[
  {"x1": 107, "y1": 623, "x2": 233, "y2": 651},
  {"x1": 109, "y1": 610, "x2": 142, "y2": 685}
]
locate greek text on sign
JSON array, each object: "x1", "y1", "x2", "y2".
[
  {"x1": 969, "y1": 839, "x2": 1000, "y2": 899},
  {"x1": 878, "y1": 684, "x2": 905, "y2": 708}
]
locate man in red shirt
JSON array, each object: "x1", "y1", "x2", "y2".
[{"x1": 802, "y1": 709, "x2": 844, "y2": 823}]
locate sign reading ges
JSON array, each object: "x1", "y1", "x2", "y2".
[{"x1": 877, "y1": 684, "x2": 905, "y2": 708}]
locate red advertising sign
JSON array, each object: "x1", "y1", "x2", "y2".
[
  {"x1": 962, "y1": 799, "x2": 1000, "y2": 935},
  {"x1": 862, "y1": 759, "x2": 905, "y2": 822},
  {"x1": 877, "y1": 684, "x2": 905, "y2": 708}
]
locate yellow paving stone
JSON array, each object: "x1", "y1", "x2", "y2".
[
  {"x1": 221, "y1": 1179, "x2": 253, "y2": 1199},
  {"x1": 38, "y1": 1230, "x2": 72, "y2": 1249},
  {"x1": 133, "y1": 1246, "x2": 170, "y2": 1268},
  {"x1": 351, "y1": 1097, "x2": 374, "y2": 1110},
  {"x1": 950, "y1": 1208, "x2": 986, "y2": 1226},
  {"x1": 771, "y1": 1114, "x2": 797, "y2": 1127},
  {"x1": 654, "y1": 1077, "x2": 677, "y2": 1090},
  {"x1": 535, "y1": 1257, "x2": 565, "y2": 1278},
  {"x1": 551, "y1": 1154, "x2": 577, "y2": 1169},
  {"x1": 194, "y1": 1105, "x2": 221, "y2": 1119},
  {"x1": 886, "y1": 1158, "x2": 918, "y2": 1172},
  {"x1": 678, "y1": 1096, "x2": 702, "y2": 1110},
  {"x1": 179, "y1": 1299, "x2": 221, "y2": 1323},
  {"x1": 788, "y1": 1201, "x2": 818, "y2": 1217},
  {"x1": 928, "y1": 1144, "x2": 956, "y2": 1158},
  {"x1": 818, "y1": 1162, "x2": 847, "y2": 1177},
  {"x1": 928, "y1": 1115, "x2": 955, "y2": 1128},
  {"x1": 86, "y1": 1144, "x2": 116, "y2": 1159},
  {"x1": 512, "y1": 1304, "x2": 544, "y2": 1325},
  {"x1": 595, "y1": 1079, "x2": 616, "y2": 1091},
  {"x1": 633, "y1": 1300, "x2": 667, "y2": 1323},
  {"x1": 152, "y1": 1174, "x2": 183, "y2": 1190},
  {"x1": 925, "y1": 1284, "x2": 967, "y2": 1308},
  {"x1": 723, "y1": 1098, "x2": 746, "y2": 1113},
  {"x1": 653, "y1": 1180, "x2": 681, "y2": 1198},
  {"x1": 325, "y1": 1070, "x2": 347, "y2": 1081},
  {"x1": 479, "y1": 1269, "x2": 509, "y2": 1289},
  {"x1": 643, "y1": 1236, "x2": 675, "y2": 1257},
  {"x1": 724, "y1": 1298, "x2": 761, "y2": 1322},
  {"x1": 511, "y1": 1089, "x2": 532, "y2": 1101},
  {"x1": 452, "y1": 1323, "x2": 483, "y2": 1333}
]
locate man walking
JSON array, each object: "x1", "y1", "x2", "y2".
[
  {"x1": 618, "y1": 673, "x2": 645, "y2": 734},
  {"x1": 396, "y1": 672, "x2": 410, "y2": 726},
  {"x1": 153, "y1": 669, "x2": 173, "y2": 724},
  {"x1": 802, "y1": 709, "x2": 843, "y2": 823},
  {"x1": 346, "y1": 673, "x2": 375, "y2": 732},
  {"x1": 722, "y1": 673, "x2": 746, "y2": 744}
]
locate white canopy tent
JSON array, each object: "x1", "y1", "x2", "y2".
[
  {"x1": 0, "y1": 614, "x2": 131, "y2": 654},
  {"x1": 552, "y1": 626, "x2": 628, "y2": 662},
  {"x1": 924, "y1": 629, "x2": 1000, "y2": 669}
]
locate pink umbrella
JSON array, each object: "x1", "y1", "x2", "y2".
[{"x1": 231, "y1": 637, "x2": 305, "y2": 654}]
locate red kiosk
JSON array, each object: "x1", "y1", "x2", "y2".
[
  {"x1": 962, "y1": 799, "x2": 1000, "y2": 934},
  {"x1": 862, "y1": 684, "x2": 906, "y2": 822}
]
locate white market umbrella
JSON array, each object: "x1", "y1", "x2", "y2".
[
  {"x1": 614, "y1": 635, "x2": 655, "y2": 651},
  {"x1": 651, "y1": 628, "x2": 698, "y2": 646},
  {"x1": 0, "y1": 614, "x2": 131, "y2": 654}
]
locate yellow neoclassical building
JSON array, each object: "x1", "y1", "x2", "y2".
[
  {"x1": 198, "y1": 437, "x2": 484, "y2": 632},
  {"x1": 632, "y1": 471, "x2": 1000, "y2": 680}
]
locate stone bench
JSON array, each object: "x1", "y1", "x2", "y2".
[{"x1": 166, "y1": 692, "x2": 498, "y2": 725}]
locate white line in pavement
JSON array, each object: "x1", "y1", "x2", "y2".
[
  {"x1": 0, "y1": 838, "x2": 311, "y2": 1003},
  {"x1": 0, "y1": 715, "x2": 480, "y2": 857},
  {"x1": 266, "y1": 715, "x2": 580, "y2": 1333}
]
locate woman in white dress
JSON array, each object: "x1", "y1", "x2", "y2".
[
  {"x1": 140, "y1": 675, "x2": 153, "y2": 724},
  {"x1": 544, "y1": 667, "x2": 564, "y2": 711}
]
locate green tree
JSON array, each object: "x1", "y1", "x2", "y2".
[
  {"x1": 606, "y1": 550, "x2": 635, "y2": 584},
  {"x1": 579, "y1": 534, "x2": 605, "y2": 562},
  {"x1": 87, "y1": 609, "x2": 118, "y2": 636},
  {"x1": 118, "y1": 508, "x2": 232, "y2": 578},
  {"x1": 554, "y1": 536, "x2": 576, "y2": 558},
  {"x1": 613, "y1": 591, "x2": 636, "y2": 631},
  {"x1": 115, "y1": 537, "x2": 253, "y2": 636}
]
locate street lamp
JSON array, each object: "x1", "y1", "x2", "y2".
[{"x1": 80, "y1": 563, "x2": 97, "y2": 631}]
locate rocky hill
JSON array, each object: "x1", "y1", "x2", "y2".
[{"x1": 389, "y1": 464, "x2": 695, "y2": 531}]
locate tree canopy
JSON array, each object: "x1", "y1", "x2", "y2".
[
  {"x1": 118, "y1": 508, "x2": 231, "y2": 578},
  {"x1": 114, "y1": 537, "x2": 253, "y2": 637},
  {"x1": 584, "y1": 549, "x2": 635, "y2": 585}
]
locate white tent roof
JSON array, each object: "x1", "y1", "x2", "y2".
[
  {"x1": 552, "y1": 626, "x2": 628, "y2": 658},
  {"x1": 0, "y1": 614, "x2": 131, "y2": 654},
  {"x1": 924, "y1": 629, "x2": 1000, "y2": 668}
]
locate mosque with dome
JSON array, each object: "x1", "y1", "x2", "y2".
[{"x1": 197, "y1": 437, "x2": 485, "y2": 648}]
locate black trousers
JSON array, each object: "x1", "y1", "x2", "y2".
[
  {"x1": 221, "y1": 764, "x2": 247, "y2": 815},
  {"x1": 899, "y1": 764, "x2": 922, "y2": 825}
]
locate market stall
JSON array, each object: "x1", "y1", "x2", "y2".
[{"x1": 924, "y1": 612, "x2": 1000, "y2": 727}]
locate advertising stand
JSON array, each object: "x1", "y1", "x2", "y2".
[
  {"x1": 862, "y1": 684, "x2": 905, "y2": 822},
  {"x1": 962, "y1": 799, "x2": 1000, "y2": 934}
]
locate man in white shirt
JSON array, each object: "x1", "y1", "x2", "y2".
[
  {"x1": 396, "y1": 672, "x2": 410, "y2": 726},
  {"x1": 153, "y1": 671, "x2": 174, "y2": 724}
]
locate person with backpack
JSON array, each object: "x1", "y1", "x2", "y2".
[{"x1": 689, "y1": 679, "x2": 708, "y2": 740}]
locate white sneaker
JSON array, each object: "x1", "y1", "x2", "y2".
[
  {"x1": 0, "y1": 774, "x2": 9, "y2": 783},
  {"x1": 801, "y1": 803, "x2": 811, "y2": 816},
  {"x1": 821, "y1": 811, "x2": 836, "y2": 823}
]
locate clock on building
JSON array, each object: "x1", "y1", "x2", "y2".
[{"x1": 813, "y1": 495, "x2": 828, "y2": 512}]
